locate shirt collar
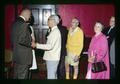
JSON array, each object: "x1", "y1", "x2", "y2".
[
  {"x1": 70, "y1": 27, "x2": 79, "y2": 33},
  {"x1": 110, "y1": 25, "x2": 115, "y2": 29},
  {"x1": 20, "y1": 16, "x2": 26, "y2": 21},
  {"x1": 51, "y1": 26, "x2": 57, "y2": 31},
  {"x1": 69, "y1": 27, "x2": 79, "y2": 36},
  {"x1": 74, "y1": 27, "x2": 79, "y2": 32}
]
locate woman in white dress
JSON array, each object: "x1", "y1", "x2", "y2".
[{"x1": 28, "y1": 15, "x2": 37, "y2": 79}]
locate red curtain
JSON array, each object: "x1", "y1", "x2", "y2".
[
  {"x1": 5, "y1": 4, "x2": 15, "y2": 49},
  {"x1": 58, "y1": 4, "x2": 115, "y2": 37},
  {"x1": 17, "y1": 4, "x2": 23, "y2": 15},
  {"x1": 5, "y1": 4, "x2": 23, "y2": 49}
]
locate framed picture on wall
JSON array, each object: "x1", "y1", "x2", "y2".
[
  {"x1": 42, "y1": 9, "x2": 52, "y2": 26},
  {"x1": 31, "y1": 8, "x2": 39, "y2": 26}
]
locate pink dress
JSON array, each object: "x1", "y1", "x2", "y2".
[{"x1": 86, "y1": 33, "x2": 110, "y2": 79}]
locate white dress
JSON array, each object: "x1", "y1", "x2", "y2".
[
  {"x1": 29, "y1": 26, "x2": 37, "y2": 70},
  {"x1": 85, "y1": 66, "x2": 92, "y2": 79}
]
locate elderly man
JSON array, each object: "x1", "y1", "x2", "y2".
[
  {"x1": 65, "y1": 17, "x2": 84, "y2": 79},
  {"x1": 11, "y1": 8, "x2": 34, "y2": 79},
  {"x1": 32, "y1": 15, "x2": 61, "y2": 79}
]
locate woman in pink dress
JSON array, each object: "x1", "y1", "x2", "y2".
[{"x1": 86, "y1": 21, "x2": 110, "y2": 79}]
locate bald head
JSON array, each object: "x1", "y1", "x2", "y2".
[
  {"x1": 20, "y1": 8, "x2": 31, "y2": 22},
  {"x1": 71, "y1": 17, "x2": 79, "y2": 29},
  {"x1": 109, "y1": 16, "x2": 115, "y2": 27}
]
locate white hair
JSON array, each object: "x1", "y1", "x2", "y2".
[{"x1": 49, "y1": 15, "x2": 60, "y2": 25}]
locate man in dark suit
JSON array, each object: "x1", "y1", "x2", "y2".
[
  {"x1": 57, "y1": 15, "x2": 68, "y2": 79},
  {"x1": 11, "y1": 8, "x2": 34, "y2": 79},
  {"x1": 102, "y1": 16, "x2": 115, "y2": 48},
  {"x1": 102, "y1": 16, "x2": 115, "y2": 79}
]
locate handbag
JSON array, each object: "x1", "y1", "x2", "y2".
[{"x1": 92, "y1": 61, "x2": 107, "y2": 73}]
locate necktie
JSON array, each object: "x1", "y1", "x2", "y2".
[
  {"x1": 107, "y1": 27, "x2": 113, "y2": 34},
  {"x1": 45, "y1": 28, "x2": 51, "y2": 40},
  {"x1": 47, "y1": 28, "x2": 51, "y2": 35}
]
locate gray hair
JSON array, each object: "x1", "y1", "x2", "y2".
[
  {"x1": 49, "y1": 15, "x2": 60, "y2": 25},
  {"x1": 96, "y1": 21, "x2": 104, "y2": 30}
]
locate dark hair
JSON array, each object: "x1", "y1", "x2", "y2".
[{"x1": 57, "y1": 14, "x2": 61, "y2": 20}]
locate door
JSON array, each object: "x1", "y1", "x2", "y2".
[
  {"x1": 27, "y1": 5, "x2": 56, "y2": 44},
  {"x1": 26, "y1": 5, "x2": 56, "y2": 57}
]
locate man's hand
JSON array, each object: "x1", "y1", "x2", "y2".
[
  {"x1": 31, "y1": 41, "x2": 36, "y2": 48},
  {"x1": 74, "y1": 56, "x2": 79, "y2": 62}
]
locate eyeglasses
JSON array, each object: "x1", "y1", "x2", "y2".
[{"x1": 48, "y1": 18, "x2": 55, "y2": 21}]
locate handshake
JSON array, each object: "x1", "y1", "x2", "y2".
[{"x1": 31, "y1": 41, "x2": 36, "y2": 48}]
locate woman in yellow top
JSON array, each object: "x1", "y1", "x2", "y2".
[{"x1": 65, "y1": 17, "x2": 84, "y2": 79}]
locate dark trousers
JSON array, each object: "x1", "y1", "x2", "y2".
[
  {"x1": 108, "y1": 44, "x2": 115, "y2": 79},
  {"x1": 13, "y1": 63, "x2": 30, "y2": 79},
  {"x1": 57, "y1": 55, "x2": 66, "y2": 79},
  {"x1": 110, "y1": 63, "x2": 115, "y2": 79},
  {"x1": 57, "y1": 64, "x2": 66, "y2": 79}
]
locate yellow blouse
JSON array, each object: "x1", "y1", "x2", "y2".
[{"x1": 66, "y1": 27, "x2": 84, "y2": 57}]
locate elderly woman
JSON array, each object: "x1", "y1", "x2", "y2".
[
  {"x1": 65, "y1": 17, "x2": 84, "y2": 79},
  {"x1": 86, "y1": 21, "x2": 110, "y2": 79}
]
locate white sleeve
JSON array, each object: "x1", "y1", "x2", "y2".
[
  {"x1": 30, "y1": 26, "x2": 35, "y2": 41},
  {"x1": 36, "y1": 43, "x2": 52, "y2": 50},
  {"x1": 36, "y1": 30, "x2": 58, "y2": 50}
]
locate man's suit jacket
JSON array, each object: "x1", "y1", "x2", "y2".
[
  {"x1": 58, "y1": 25, "x2": 68, "y2": 57},
  {"x1": 11, "y1": 17, "x2": 33, "y2": 65},
  {"x1": 102, "y1": 26, "x2": 115, "y2": 47}
]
